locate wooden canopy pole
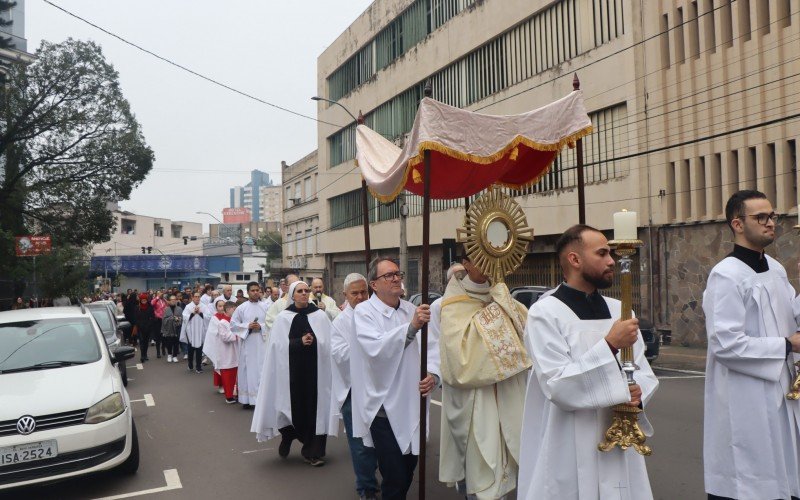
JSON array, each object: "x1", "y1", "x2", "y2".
[
  {"x1": 573, "y1": 74, "x2": 586, "y2": 225},
  {"x1": 358, "y1": 111, "x2": 372, "y2": 275},
  {"x1": 418, "y1": 82, "x2": 433, "y2": 500}
]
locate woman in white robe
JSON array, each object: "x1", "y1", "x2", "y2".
[{"x1": 251, "y1": 281, "x2": 333, "y2": 466}]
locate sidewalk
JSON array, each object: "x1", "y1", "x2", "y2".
[{"x1": 652, "y1": 344, "x2": 707, "y2": 372}]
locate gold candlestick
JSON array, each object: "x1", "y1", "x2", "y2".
[
  {"x1": 787, "y1": 225, "x2": 800, "y2": 400},
  {"x1": 598, "y1": 239, "x2": 652, "y2": 456}
]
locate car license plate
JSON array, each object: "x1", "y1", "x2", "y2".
[{"x1": 0, "y1": 440, "x2": 58, "y2": 466}]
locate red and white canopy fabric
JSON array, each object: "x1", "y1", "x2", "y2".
[{"x1": 356, "y1": 91, "x2": 593, "y2": 203}]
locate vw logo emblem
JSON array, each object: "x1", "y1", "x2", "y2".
[{"x1": 16, "y1": 415, "x2": 36, "y2": 435}]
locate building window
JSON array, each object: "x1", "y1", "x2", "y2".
[
  {"x1": 120, "y1": 219, "x2": 136, "y2": 235},
  {"x1": 688, "y1": 2, "x2": 700, "y2": 59},
  {"x1": 720, "y1": 0, "x2": 734, "y2": 47},
  {"x1": 777, "y1": 0, "x2": 791, "y2": 28},
  {"x1": 739, "y1": 0, "x2": 752, "y2": 42},
  {"x1": 154, "y1": 224, "x2": 164, "y2": 238},
  {"x1": 694, "y1": 156, "x2": 706, "y2": 218},
  {"x1": 764, "y1": 143, "x2": 777, "y2": 205},
  {"x1": 294, "y1": 182, "x2": 301, "y2": 204},
  {"x1": 304, "y1": 177, "x2": 313, "y2": 201},
  {"x1": 171, "y1": 225, "x2": 182, "y2": 238},
  {"x1": 667, "y1": 162, "x2": 677, "y2": 221},
  {"x1": 295, "y1": 232, "x2": 303, "y2": 257},
  {"x1": 285, "y1": 186, "x2": 292, "y2": 209},
  {"x1": 660, "y1": 14, "x2": 671, "y2": 68},
  {"x1": 305, "y1": 228, "x2": 314, "y2": 255},
  {"x1": 756, "y1": 0, "x2": 770, "y2": 34},
  {"x1": 674, "y1": 7, "x2": 686, "y2": 64},
  {"x1": 702, "y1": 0, "x2": 716, "y2": 53},
  {"x1": 711, "y1": 153, "x2": 722, "y2": 217},
  {"x1": 592, "y1": 0, "x2": 625, "y2": 47},
  {"x1": 746, "y1": 146, "x2": 757, "y2": 190}
]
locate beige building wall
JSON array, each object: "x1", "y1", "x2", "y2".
[
  {"x1": 315, "y1": 0, "x2": 799, "y2": 340},
  {"x1": 282, "y1": 151, "x2": 325, "y2": 280},
  {"x1": 91, "y1": 211, "x2": 204, "y2": 256},
  {"x1": 259, "y1": 185, "x2": 283, "y2": 223},
  {"x1": 317, "y1": 0, "x2": 646, "y2": 291}
]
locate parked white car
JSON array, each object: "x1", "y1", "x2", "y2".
[{"x1": 0, "y1": 306, "x2": 139, "y2": 490}]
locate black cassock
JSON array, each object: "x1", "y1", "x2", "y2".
[{"x1": 279, "y1": 303, "x2": 327, "y2": 460}]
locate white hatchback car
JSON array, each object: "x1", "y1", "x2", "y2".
[{"x1": 0, "y1": 305, "x2": 139, "y2": 490}]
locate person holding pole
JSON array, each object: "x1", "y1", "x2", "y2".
[{"x1": 351, "y1": 258, "x2": 440, "y2": 500}]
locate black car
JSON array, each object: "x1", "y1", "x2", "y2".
[
  {"x1": 637, "y1": 318, "x2": 660, "y2": 363},
  {"x1": 86, "y1": 302, "x2": 131, "y2": 386},
  {"x1": 509, "y1": 285, "x2": 553, "y2": 309},
  {"x1": 408, "y1": 292, "x2": 443, "y2": 306}
]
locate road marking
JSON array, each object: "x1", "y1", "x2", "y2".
[
  {"x1": 92, "y1": 469, "x2": 182, "y2": 499},
  {"x1": 655, "y1": 367, "x2": 705, "y2": 375},
  {"x1": 431, "y1": 399, "x2": 442, "y2": 407},
  {"x1": 130, "y1": 394, "x2": 155, "y2": 407},
  {"x1": 126, "y1": 363, "x2": 143, "y2": 370},
  {"x1": 243, "y1": 447, "x2": 274, "y2": 454},
  {"x1": 658, "y1": 375, "x2": 706, "y2": 380}
]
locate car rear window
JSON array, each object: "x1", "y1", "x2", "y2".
[{"x1": 0, "y1": 318, "x2": 101, "y2": 373}]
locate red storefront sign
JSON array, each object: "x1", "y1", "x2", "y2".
[
  {"x1": 222, "y1": 207, "x2": 251, "y2": 224},
  {"x1": 15, "y1": 235, "x2": 52, "y2": 256}
]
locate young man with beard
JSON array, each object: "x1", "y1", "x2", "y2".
[
  {"x1": 703, "y1": 190, "x2": 800, "y2": 500},
  {"x1": 518, "y1": 224, "x2": 659, "y2": 500}
]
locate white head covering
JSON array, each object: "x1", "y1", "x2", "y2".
[{"x1": 287, "y1": 280, "x2": 308, "y2": 306}]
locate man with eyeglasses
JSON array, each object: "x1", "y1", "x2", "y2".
[
  {"x1": 351, "y1": 258, "x2": 440, "y2": 500},
  {"x1": 703, "y1": 190, "x2": 800, "y2": 500}
]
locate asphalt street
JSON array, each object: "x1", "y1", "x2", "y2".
[{"x1": 3, "y1": 356, "x2": 706, "y2": 500}]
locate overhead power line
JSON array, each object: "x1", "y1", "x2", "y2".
[{"x1": 41, "y1": 0, "x2": 345, "y2": 128}]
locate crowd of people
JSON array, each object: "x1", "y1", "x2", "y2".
[{"x1": 8, "y1": 189, "x2": 800, "y2": 500}]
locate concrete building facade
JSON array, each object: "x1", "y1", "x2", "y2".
[
  {"x1": 229, "y1": 169, "x2": 281, "y2": 222},
  {"x1": 281, "y1": 151, "x2": 326, "y2": 284},
  {"x1": 316, "y1": 0, "x2": 800, "y2": 344}
]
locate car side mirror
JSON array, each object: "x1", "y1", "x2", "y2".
[
  {"x1": 113, "y1": 346, "x2": 136, "y2": 364},
  {"x1": 116, "y1": 314, "x2": 127, "y2": 323},
  {"x1": 117, "y1": 320, "x2": 131, "y2": 331}
]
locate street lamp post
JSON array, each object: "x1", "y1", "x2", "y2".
[
  {"x1": 151, "y1": 247, "x2": 170, "y2": 289},
  {"x1": 311, "y1": 96, "x2": 371, "y2": 275}
]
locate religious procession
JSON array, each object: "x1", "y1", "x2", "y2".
[{"x1": 235, "y1": 88, "x2": 799, "y2": 500}]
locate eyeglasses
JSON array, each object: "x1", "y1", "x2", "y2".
[
  {"x1": 375, "y1": 271, "x2": 405, "y2": 282},
  {"x1": 739, "y1": 212, "x2": 779, "y2": 225},
  {"x1": 295, "y1": 289, "x2": 311, "y2": 294}
]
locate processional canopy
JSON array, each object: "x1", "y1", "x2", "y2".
[{"x1": 355, "y1": 90, "x2": 592, "y2": 283}]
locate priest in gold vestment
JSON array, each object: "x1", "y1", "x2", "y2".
[{"x1": 435, "y1": 253, "x2": 532, "y2": 499}]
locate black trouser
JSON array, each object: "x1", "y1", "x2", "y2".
[
  {"x1": 188, "y1": 344, "x2": 203, "y2": 370},
  {"x1": 163, "y1": 336, "x2": 179, "y2": 357},
  {"x1": 370, "y1": 415, "x2": 418, "y2": 500},
  {"x1": 138, "y1": 327, "x2": 151, "y2": 361},
  {"x1": 153, "y1": 318, "x2": 163, "y2": 355},
  {"x1": 279, "y1": 426, "x2": 327, "y2": 460}
]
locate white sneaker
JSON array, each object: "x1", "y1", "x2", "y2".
[
  {"x1": 167, "y1": 355, "x2": 173, "y2": 362},
  {"x1": 183, "y1": 354, "x2": 188, "y2": 360},
  {"x1": 173, "y1": 358, "x2": 179, "y2": 363},
  {"x1": 217, "y1": 387, "x2": 224, "y2": 394}
]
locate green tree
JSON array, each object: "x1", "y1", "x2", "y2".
[
  {"x1": 0, "y1": 38, "x2": 154, "y2": 247},
  {"x1": 256, "y1": 231, "x2": 282, "y2": 271},
  {"x1": 0, "y1": 38, "x2": 154, "y2": 301}
]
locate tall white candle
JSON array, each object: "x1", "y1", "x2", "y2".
[{"x1": 613, "y1": 209, "x2": 638, "y2": 240}]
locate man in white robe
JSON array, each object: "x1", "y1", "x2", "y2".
[
  {"x1": 436, "y1": 258, "x2": 531, "y2": 500},
  {"x1": 180, "y1": 292, "x2": 208, "y2": 373},
  {"x1": 519, "y1": 224, "x2": 659, "y2": 500},
  {"x1": 703, "y1": 190, "x2": 800, "y2": 500},
  {"x1": 231, "y1": 281, "x2": 269, "y2": 409},
  {"x1": 311, "y1": 277, "x2": 340, "y2": 321},
  {"x1": 330, "y1": 273, "x2": 378, "y2": 500},
  {"x1": 352, "y1": 258, "x2": 440, "y2": 500}
]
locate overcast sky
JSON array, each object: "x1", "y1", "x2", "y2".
[{"x1": 27, "y1": 0, "x2": 373, "y2": 231}]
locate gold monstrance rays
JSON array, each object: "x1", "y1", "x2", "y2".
[{"x1": 456, "y1": 187, "x2": 533, "y2": 284}]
